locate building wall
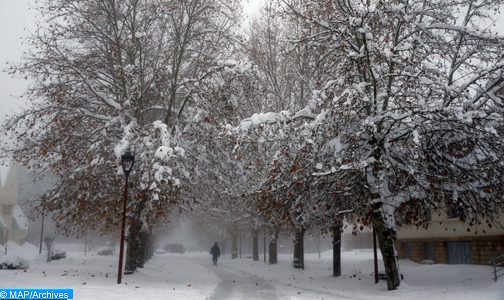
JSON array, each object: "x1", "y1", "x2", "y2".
[
  {"x1": 341, "y1": 207, "x2": 504, "y2": 265},
  {"x1": 395, "y1": 202, "x2": 504, "y2": 265},
  {"x1": 397, "y1": 235, "x2": 504, "y2": 265},
  {"x1": 397, "y1": 215, "x2": 504, "y2": 240}
]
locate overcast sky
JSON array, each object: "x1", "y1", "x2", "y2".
[
  {"x1": 0, "y1": 0, "x2": 35, "y2": 123},
  {"x1": 0, "y1": 0, "x2": 502, "y2": 125}
]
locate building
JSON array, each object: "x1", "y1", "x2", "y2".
[
  {"x1": 396, "y1": 207, "x2": 504, "y2": 265},
  {"x1": 0, "y1": 163, "x2": 28, "y2": 245}
]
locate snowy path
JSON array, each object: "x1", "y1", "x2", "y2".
[
  {"x1": 193, "y1": 255, "x2": 367, "y2": 300},
  {"x1": 2, "y1": 244, "x2": 504, "y2": 300},
  {"x1": 200, "y1": 260, "x2": 279, "y2": 300}
]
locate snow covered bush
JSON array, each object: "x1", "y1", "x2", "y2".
[
  {"x1": 97, "y1": 247, "x2": 114, "y2": 256},
  {"x1": 0, "y1": 256, "x2": 29, "y2": 270},
  {"x1": 50, "y1": 249, "x2": 66, "y2": 261}
]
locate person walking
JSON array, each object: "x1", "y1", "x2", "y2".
[{"x1": 210, "y1": 242, "x2": 220, "y2": 266}]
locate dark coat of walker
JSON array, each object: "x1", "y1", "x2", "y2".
[{"x1": 210, "y1": 243, "x2": 220, "y2": 265}]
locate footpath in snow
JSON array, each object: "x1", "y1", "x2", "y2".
[{"x1": 0, "y1": 243, "x2": 503, "y2": 300}]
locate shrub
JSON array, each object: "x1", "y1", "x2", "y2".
[
  {"x1": 97, "y1": 247, "x2": 114, "y2": 256},
  {"x1": 50, "y1": 249, "x2": 66, "y2": 260},
  {"x1": 0, "y1": 256, "x2": 29, "y2": 270}
]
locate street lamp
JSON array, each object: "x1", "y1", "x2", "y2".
[{"x1": 117, "y1": 149, "x2": 135, "y2": 284}]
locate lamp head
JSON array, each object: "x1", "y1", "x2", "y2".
[{"x1": 121, "y1": 149, "x2": 135, "y2": 176}]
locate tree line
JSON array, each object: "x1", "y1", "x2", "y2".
[{"x1": 3, "y1": 0, "x2": 504, "y2": 291}]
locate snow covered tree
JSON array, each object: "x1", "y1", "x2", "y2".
[
  {"x1": 3, "y1": 0, "x2": 241, "y2": 273},
  {"x1": 242, "y1": 1, "x2": 327, "y2": 265},
  {"x1": 274, "y1": 0, "x2": 504, "y2": 290},
  {"x1": 246, "y1": 0, "x2": 323, "y2": 113},
  {"x1": 243, "y1": 112, "x2": 356, "y2": 271},
  {"x1": 180, "y1": 60, "x2": 276, "y2": 259},
  {"x1": 229, "y1": 0, "x2": 504, "y2": 290}
]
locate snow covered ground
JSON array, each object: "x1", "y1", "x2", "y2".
[{"x1": 0, "y1": 243, "x2": 503, "y2": 299}]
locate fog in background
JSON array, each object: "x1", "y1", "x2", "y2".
[
  {"x1": 153, "y1": 218, "x2": 337, "y2": 256},
  {"x1": 13, "y1": 157, "x2": 362, "y2": 256}
]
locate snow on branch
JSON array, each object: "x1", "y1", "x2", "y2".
[
  {"x1": 239, "y1": 111, "x2": 291, "y2": 131},
  {"x1": 423, "y1": 23, "x2": 504, "y2": 41},
  {"x1": 114, "y1": 119, "x2": 137, "y2": 159},
  {"x1": 228, "y1": 102, "x2": 318, "y2": 133}
]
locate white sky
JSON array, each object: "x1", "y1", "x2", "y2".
[{"x1": 0, "y1": 0, "x2": 36, "y2": 122}]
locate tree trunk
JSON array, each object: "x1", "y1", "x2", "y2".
[
  {"x1": 125, "y1": 219, "x2": 142, "y2": 274},
  {"x1": 231, "y1": 231, "x2": 238, "y2": 259},
  {"x1": 84, "y1": 232, "x2": 87, "y2": 256},
  {"x1": 374, "y1": 215, "x2": 401, "y2": 290},
  {"x1": 144, "y1": 233, "x2": 151, "y2": 261},
  {"x1": 147, "y1": 232, "x2": 154, "y2": 260},
  {"x1": 373, "y1": 228, "x2": 379, "y2": 284},
  {"x1": 333, "y1": 226, "x2": 341, "y2": 277},
  {"x1": 293, "y1": 228, "x2": 304, "y2": 269},
  {"x1": 137, "y1": 230, "x2": 148, "y2": 268},
  {"x1": 125, "y1": 197, "x2": 148, "y2": 274},
  {"x1": 252, "y1": 229, "x2": 259, "y2": 261},
  {"x1": 317, "y1": 235, "x2": 321, "y2": 259},
  {"x1": 140, "y1": 230, "x2": 153, "y2": 265},
  {"x1": 268, "y1": 230, "x2": 278, "y2": 264},
  {"x1": 239, "y1": 233, "x2": 242, "y2": 259},
  {"x1": 263, "y1": 232, "x2": 267, "y2": 262}
]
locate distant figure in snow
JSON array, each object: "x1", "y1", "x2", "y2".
[{"x1": 210, "y1": 242, "x2": 220, "y2": 265}]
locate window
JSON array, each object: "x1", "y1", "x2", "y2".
[
  {"x1": 401, "y1": 242, "x2": 411, "y2": 259},
  {"x1": 447, "y1": 241, "x2": 472, "y2": 264},
  {"x1": 424, "y1": 242, "x2": 435, "y2": 261}
]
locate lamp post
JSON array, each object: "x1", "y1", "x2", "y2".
[
  {"x1": 117, "y1": 149, "x2": 135, "y2": 284},
  {"x1": 39, "y1": 199, "x2": 45, "y2": 254},
  {"x1": 373, "y1": 227, "x2": 379, "y2": 284}
]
